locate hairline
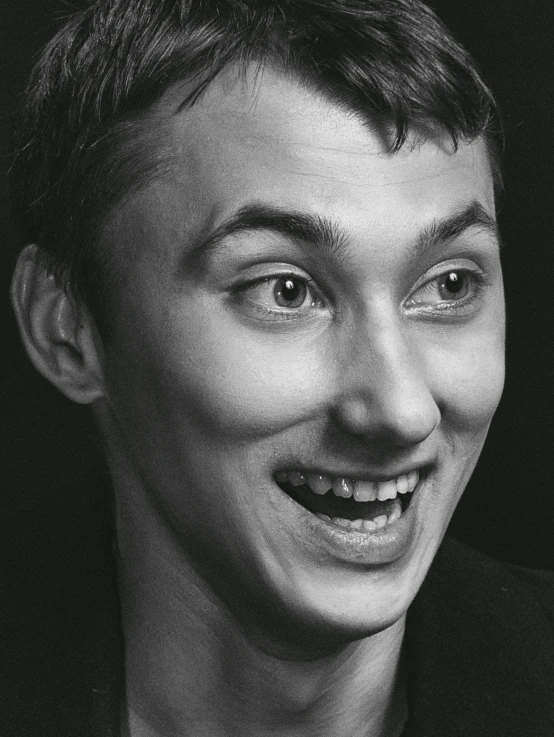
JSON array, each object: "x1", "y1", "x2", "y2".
[
  {"x1": 85, "y1": 60, "x2": 501, "y2": 342},
  {"x1": 14, "y1": 1, "x2": 503, "y2": 339}
]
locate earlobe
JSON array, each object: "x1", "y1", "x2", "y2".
[{"x1": 11, "y1": 245, "x2": 105, "y2": 404}]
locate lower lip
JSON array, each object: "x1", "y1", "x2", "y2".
[{"x1": 281, "y1": 480, "x2": 424, "y2": 566}]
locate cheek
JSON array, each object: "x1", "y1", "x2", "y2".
[
  {"x1": 142, "y1": 307, "x2": 335, "y2": 439},
  {"x1": 428, "y1": 324, "x2": 505, "y2": 437}
]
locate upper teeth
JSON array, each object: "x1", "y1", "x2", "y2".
[{"x1": 276, "y1": 470, "x2": 419, "y2": 501}]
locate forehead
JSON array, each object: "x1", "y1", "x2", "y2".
[{"x1": 112, "y1": 65, "x2": 494, "y2": 259}]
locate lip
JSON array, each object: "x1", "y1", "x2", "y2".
[
  {"x1": 274, "y1": 467, "x2": 429, "y2": 566},
  {"x1": 275, "y1": 465, "x2": 427, "y2": 484}
]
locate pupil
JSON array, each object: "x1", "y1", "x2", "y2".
[
  {"x1": 274, "y1": 277, "x2": 307, "y2": 308},
  {"x1": 283, "y1": 279, "x2": 299, "y2": 301},
  {"x1": 446, "y1": 272, "x2": 463, "y2": 293}
]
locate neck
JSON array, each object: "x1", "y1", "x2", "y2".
[{"x1": 115, "y1": 484, "x2": 407, "y2": 737}]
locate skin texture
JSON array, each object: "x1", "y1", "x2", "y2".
[{"x1": 11, "y1": 65, "x2": 505, "y2": 736}]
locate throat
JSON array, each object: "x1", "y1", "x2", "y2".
[{"x1": 121, "y1": 621, "x2": 408, "y2": 737}]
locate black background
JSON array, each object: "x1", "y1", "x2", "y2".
[{"x1": 1, "y1": 0, "x2": 553, "y2": 569}]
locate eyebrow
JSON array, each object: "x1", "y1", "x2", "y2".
[
  {"x1": 413, "y1": 200, "x2": 501, "y2": 257},
  {"x1": 185, "y1": 199, "x2": 499, "y2": 272},
  {"x1": 186, "y1": 203, "x2": 349, "y2": 272}
]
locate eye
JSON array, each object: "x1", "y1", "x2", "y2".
[
  {"x1": 406, "y1": 267, "x2": 485, "y2": 313},
  {"x1": 243, "y1": 276, "x2": 318, "y2": 310},
  {"x1": 235, "y1": 274, "x2": 326, "y2": 320}
]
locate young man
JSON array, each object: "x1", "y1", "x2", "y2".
[{"x1": 8, "y1": 0, "x2": 554, "y2": 735}]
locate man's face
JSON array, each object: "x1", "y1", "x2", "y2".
[{"x1": 99, "y1": 66, "x2": 505, "y2": 646}]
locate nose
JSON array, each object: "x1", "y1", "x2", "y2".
[{"x1": 331, "y1": 316, "x2": 440, "y2": 447}]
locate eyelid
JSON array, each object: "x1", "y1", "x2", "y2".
[
  {"x1": 403, "y1": 264, "x2": 488, "y2": 317},
  {"x1": 231, "y1": 269, "x2": 330, "y2": 322},
  {"x1": 231, "y1": 264, "x2": 328, "y2": 302},
  {"x1": 229, "y1": 261, "x2": 317, "y2": 285},
  {"x1": 405, "y1": 260, "x2": 486, "y2": 300}
]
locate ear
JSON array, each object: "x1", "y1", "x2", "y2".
[{"x1": 11, "y1": 245, "x2": 105, "y2": 404}]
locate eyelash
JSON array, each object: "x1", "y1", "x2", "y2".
[
  {"x1": 233, "y1": 266, "x2": 487, "y2": 322},
  {"x1": 234, "y1": 273, "x2": 327, "y2": 321},
  {"x1": 405, "y1": 268, "x2": 487, "y2": 315}
]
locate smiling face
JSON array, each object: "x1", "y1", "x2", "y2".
[{"x1": 97, "y1": 66, "x2": 505, "y2": 649}]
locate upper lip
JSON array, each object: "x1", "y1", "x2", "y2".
[{"x1": 275, "y1": 464, "x2": 431, "y2": 483}]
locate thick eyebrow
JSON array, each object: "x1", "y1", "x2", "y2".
[
  {"x1": 185, "y1": 203, "x2": 349, "y2": 272},
  {"x1": 413, "y1": 201, "x2": 501, "y2": 257},
  {"x1": 184, "y1": 199, "x2": 500, "y2": 273}
]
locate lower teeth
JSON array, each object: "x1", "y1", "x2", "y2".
[{"x1": 316, "y1": 509, "x2": 400, "y2": 531}]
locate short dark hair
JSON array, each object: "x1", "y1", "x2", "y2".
[{"x1": 10, "y1": 0, "x2": 501, "y2": 334}]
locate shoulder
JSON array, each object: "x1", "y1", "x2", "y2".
[
  {"x1": 503, "y1": 560, "x2": 554, "y2": 624},
  {"x1": 405, "y1": 538, "x2": 554, "y2": 735},
  {"x1": 433, "y1": 536, "x2": 554, "y2": 624},
  {"x1": 424, "y1": 536, "x2": 554, "y2": 636}
]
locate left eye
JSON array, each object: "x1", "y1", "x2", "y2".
[
  {"x1": 408, "y1": 269, "x2": 477, "y2": 306},
  {"x1": 242, "y1": 276, "x2": 319, "y2": 310}
]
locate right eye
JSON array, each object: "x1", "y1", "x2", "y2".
[
  {"x1": 235, "y1": 273, "x2": 327, "y2": 321},
  {"x1": 256, "y1": 276, "x2": 312, "y2": 308}
]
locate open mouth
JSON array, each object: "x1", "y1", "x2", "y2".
[{"x1": 275, "y1": 470, "x2": 420, "y2": 532}]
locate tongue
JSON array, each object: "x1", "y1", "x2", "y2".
[{"x1": 282, "y1": 481, "x2": 401, "y2": 521}]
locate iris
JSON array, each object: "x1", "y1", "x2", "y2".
[
  {"x1": 274, "y1": 277, "x2": 307, "y2": 307},
  {"x1": 440, "y1": 271, "x2": 467, "y2": 298}
]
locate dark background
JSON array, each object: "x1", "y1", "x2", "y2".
[{"x1": 1, "y1": 0, "x2": 553, "y2": 569}]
